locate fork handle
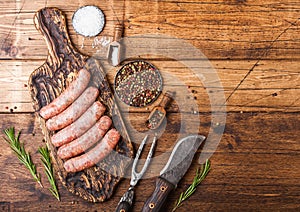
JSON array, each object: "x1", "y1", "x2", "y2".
[
  {"x1": 115, "y1": 201, "x2": 131, "y2": 212},
  {"x1": 115, "y1": 188, "x2": 134, "y2": 212}
]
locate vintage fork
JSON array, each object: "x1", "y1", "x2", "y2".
[{"x1": 115, "y1": 134, "x2": 157, "y2": 212}]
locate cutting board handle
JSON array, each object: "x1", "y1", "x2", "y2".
[
  {"x1": 33, "y1": 7, "x2": 86, "y2": 71},
  {"x1": 30, "y1": 7, "x2": 87, "y2": 111}
]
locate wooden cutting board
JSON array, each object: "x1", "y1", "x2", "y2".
[{"x1": 28, "y1": 7, "x2": 134, "y2": 202}]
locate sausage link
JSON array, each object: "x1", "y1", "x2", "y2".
[
  {"x1": 46, "y1": 86, "x2": 99, "y2": 131},
  {"x1": 57, "y1": 115, "x2": 112, "y2": 159},
  {"x1": 51, "y1": 101, "x2": 106, "y2": 147},
  {"x1": 40, "y1": 68, "x2": 91, "y2": 119},
  {"x1": 63, "y1": 128, "x2": 120, "y2": 173}
]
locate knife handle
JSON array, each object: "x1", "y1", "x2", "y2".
[{"x1": 142, "y1": 177, "x2": 175, "y2": 212}]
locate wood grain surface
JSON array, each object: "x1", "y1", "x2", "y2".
[{"x1": 0, "y1": 0, "x2": 299, "y2": 211}]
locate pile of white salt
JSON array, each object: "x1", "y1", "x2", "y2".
[{"x1": 72, "y1": 6, "x2": 105, "y2": 37}]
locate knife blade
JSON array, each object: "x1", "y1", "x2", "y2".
[{"x1": 142, "y1": 135, "x2": 205, "y2": 212}]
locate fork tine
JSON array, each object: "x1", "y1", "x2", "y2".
[
  {"x1": 138, "y1": 136, "x2": 157, "y2": 176},
  {"x1": 130, "y1": 135, "x2": 157, "y2": 186},
  {"x1": 132, "y1": 134, "x2": 148, "y2": 172}
]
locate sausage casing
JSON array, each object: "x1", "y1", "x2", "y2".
[
  {"x1": 63, "y1": 128, "x2": 120, "y2": 172},
  {"x1": 46, "y1": 86, "x2": 99, "y2": 131},
  {"x1": 39, "y1": 68, "x2": 91, "y2": 119},
  {"x1": 57, "y1": 115, "x2": 112, "y2": 159},
  {"x1": 51, "y1": 101, "x2": 106, "y2": 147}
]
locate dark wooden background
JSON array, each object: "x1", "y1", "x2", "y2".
[{"x1": 0, "y1": 0, "x2": 299, "y2": 211}]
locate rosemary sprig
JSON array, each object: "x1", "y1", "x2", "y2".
[
  {"x1": 3, "y1": 127, "x2": 43, "y2": 187},
  {"x1": 172, "y1": 159, "x2": 211, "y2": 212},
  {"x1": 38, "y1": 146, "x2": 60, "y2": 201}
]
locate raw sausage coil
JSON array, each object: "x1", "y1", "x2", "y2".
[
  {"x1": 39, "y1": 68, "x2": 91, "y2": 119},
  {"x1": 57, "y1": 115, "x2": 112, "y2": 159},
  {"x1": 63, "y1": 128, "x2": 120, "y2": 173},
  {"x1": 51, "y1": 101, "x2": 106, "y2": 147},
  {"x1": 46, "y1": 86, "x2": 99, "y2": 131}
]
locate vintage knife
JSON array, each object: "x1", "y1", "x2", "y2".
[{"x1": 142, "y1": 135, "x2": 205, "y2": 212}]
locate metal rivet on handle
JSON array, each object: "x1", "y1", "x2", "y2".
[
  {"x1": 160, "y1": 186, "x2": 167, "y2": 192},
  {"x1": 149, "y1": 203, "x2": 155, "y2": 209},
  {"x1": 120, "y1": 210, "x2": 125, "y2": 212}
]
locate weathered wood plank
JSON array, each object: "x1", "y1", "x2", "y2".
[
  {"x1": 0, "y1": 112, "x2": 299, "y2": 211},
  {"x1": 1, "y1": 60, "x2": 299, "y2": 113},
  {"x1": 0, "y1": 0, "x2": 299, "y2": 60},
  {"x1": 0, "y1": 0, "x2": 299, "y2": 211},
  {"x1": 0, "y1": 0, "x2": 123, "y2": 59},
  {"x1": 125, "y1": 0, "x2": 300, "y2": 59},
  {"x1": 227, "y1": 88, "x2": 300, "y2": 112}
]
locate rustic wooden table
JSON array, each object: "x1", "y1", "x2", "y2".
[{"x1": 0, "y1": 0, "x2": 299, "y2": 211}]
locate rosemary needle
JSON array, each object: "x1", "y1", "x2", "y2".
[
  {"x1": 38, "y1": 146, "x2": 60, "y2": 201},
  {"x1": 172, "y1": 159, "x2": 211, "y2": 212},
  {"x1": 3, "y1": 127, "x2": 43, "y2": 187}
]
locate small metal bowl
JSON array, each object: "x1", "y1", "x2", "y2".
[{"x1": 114, "y1": 60, "x2": 163, "y2": 107}]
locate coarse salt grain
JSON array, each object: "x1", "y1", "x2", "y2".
[{"x1": 72, "y1": 5, "x2": 105, "y2": 37}]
